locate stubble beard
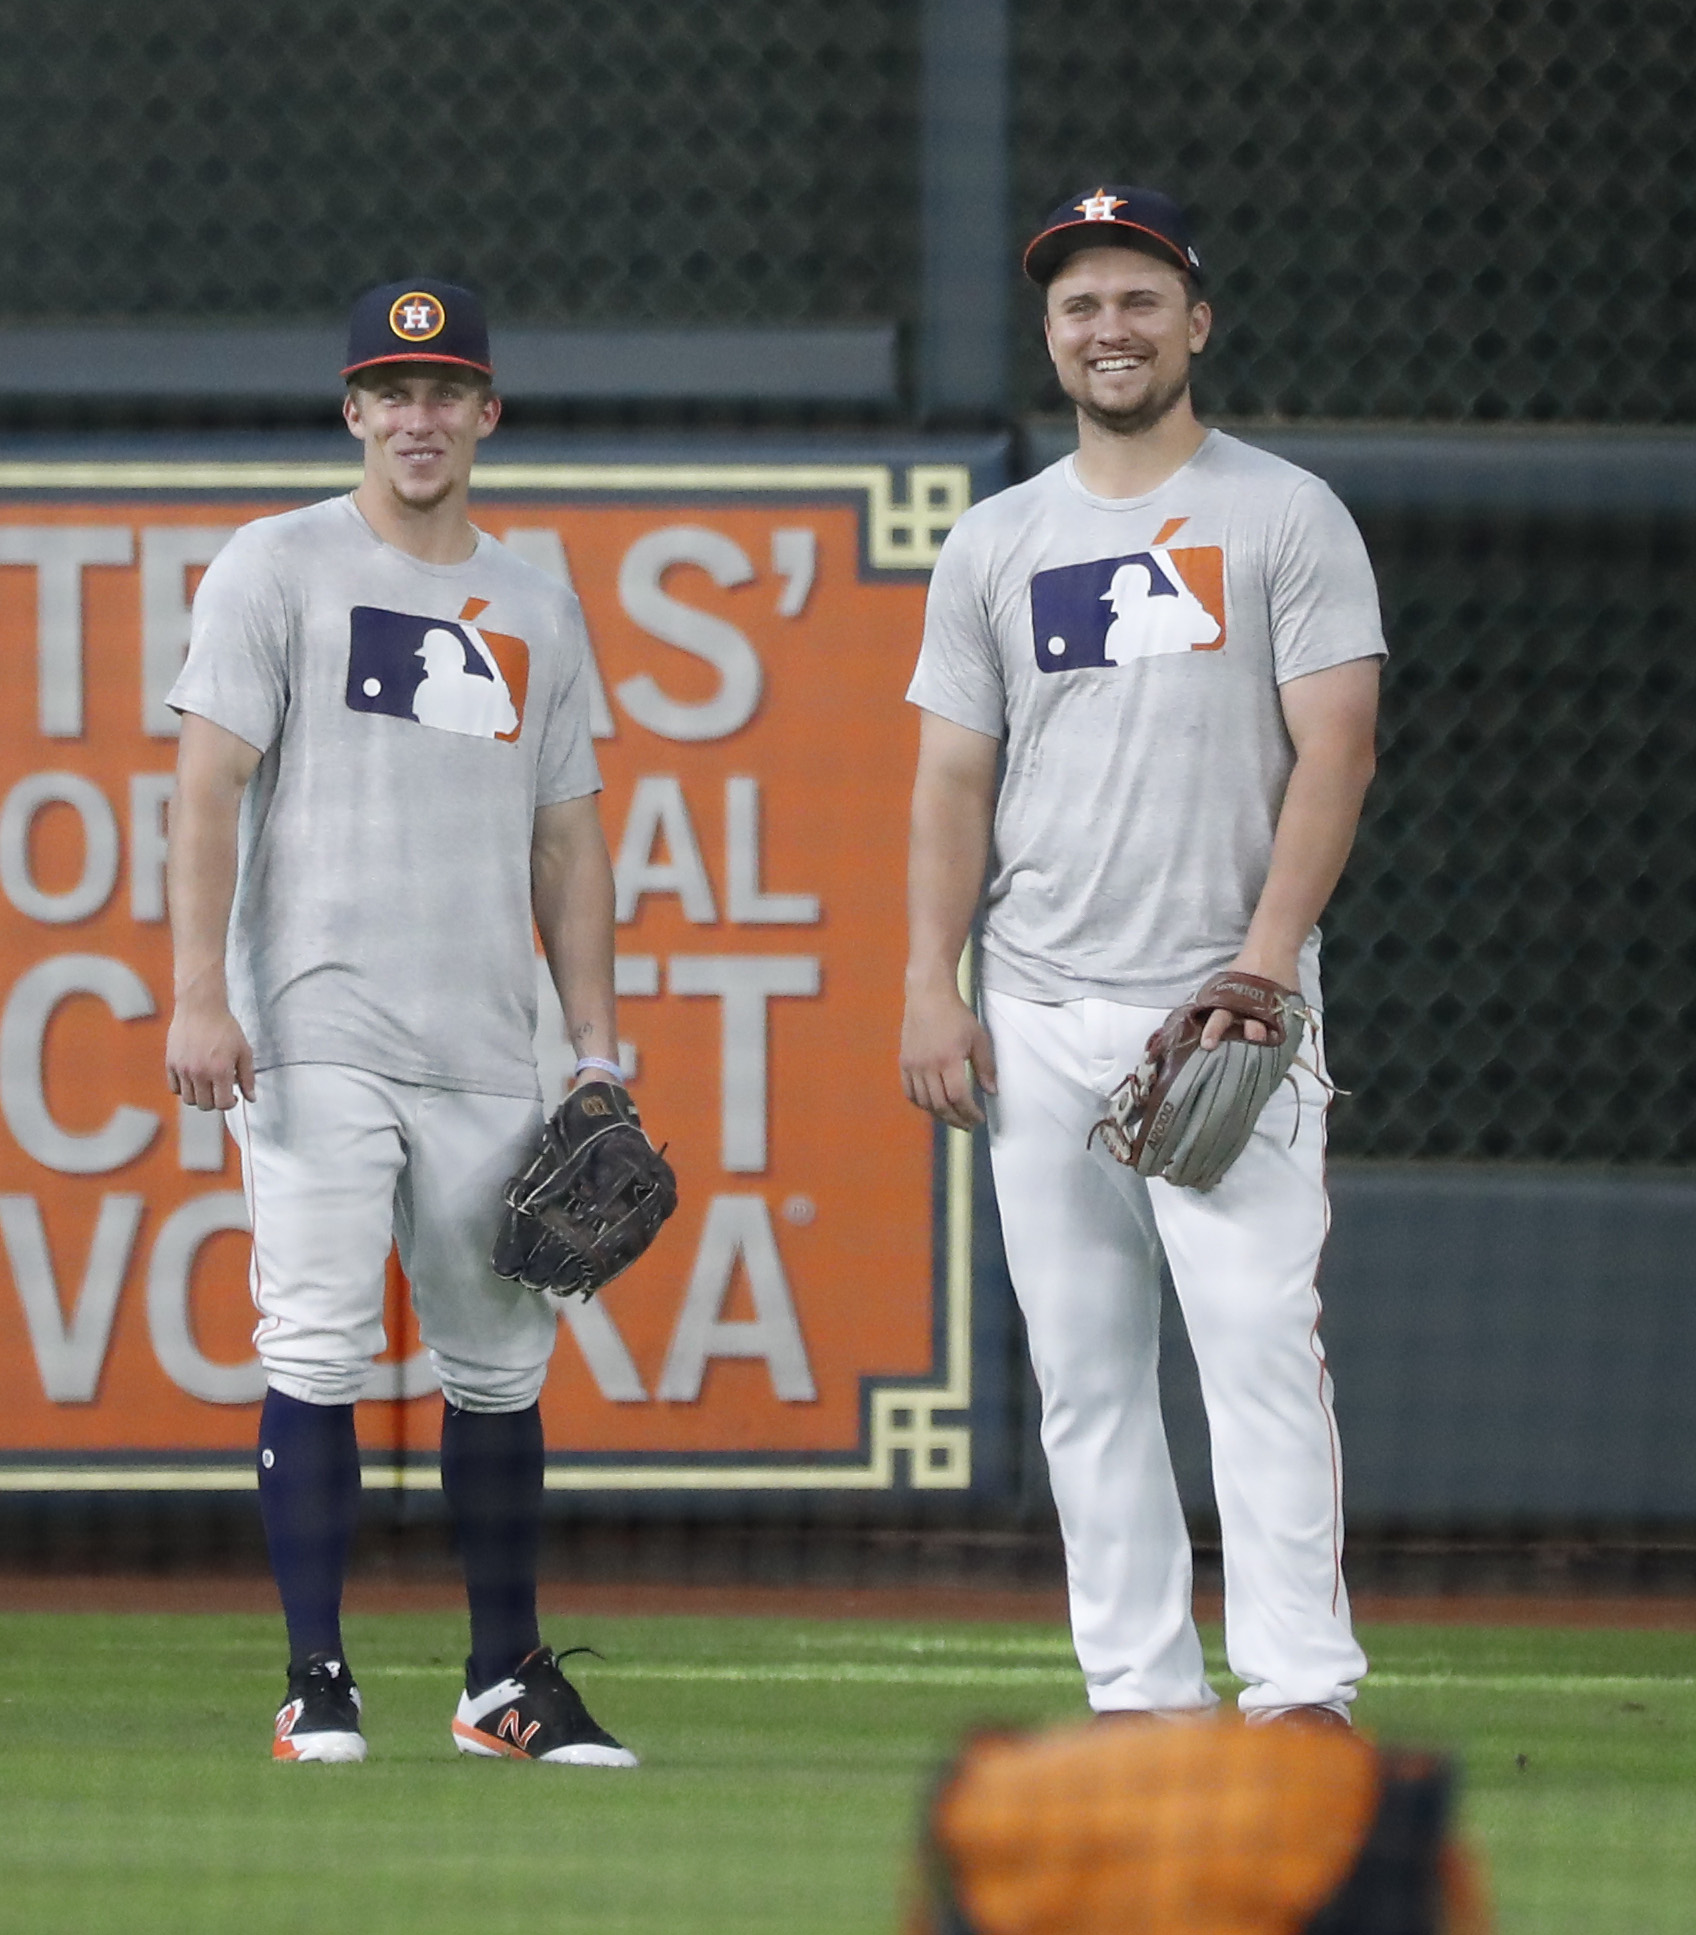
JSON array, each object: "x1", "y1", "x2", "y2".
[
  {"x1": 386, "y1": 462, "x2": 459, "y2": 513},
  {"x1": 1071, "y1": 367, "x2": 1191, "y2": 439}
]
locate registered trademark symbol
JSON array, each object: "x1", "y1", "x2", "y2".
[{"x1": 783, "y1": 1195, "x2": 815, "y2": 1225}]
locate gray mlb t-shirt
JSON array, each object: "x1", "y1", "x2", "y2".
[
  {"x1": 907, "y1": 431, "x2": 1385, "y2": 1010},
  {"x1": 169, "y1": 494, "x2": 601, "y2": 1098}
]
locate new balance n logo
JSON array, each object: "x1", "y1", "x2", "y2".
[{"x1": 498, "y1": 1708, "x2": 541, "y2": 1752}]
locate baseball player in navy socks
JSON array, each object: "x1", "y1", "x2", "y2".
[
  {"x1": 166, "y1": 280, "x2": 637, "y2": 1766},
  {"x1": 901, "y1": 189, "x2": 1382, "y2": 1723}
]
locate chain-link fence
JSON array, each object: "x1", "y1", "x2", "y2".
[
  {"x1": 1014, "y1": 0, "x2": 1696, "y2": 422},
  {"x1": 1, "y1": 1, "x2": 1692, "y2": 423},
  {"x1": 1326, "y1": 506, "x2": 1696, "y2": 1161},
  {"x1": 2, "y1": 19, "x2": 1694, "y2": 1932},
  {"x1": 0, "y1": 0, "x2": 917, "y2": 327},
  {"x1": 0, "y1": 0, "x2": 1692, "y2": 1168},
  {"x1": 2, "y1": 2, "x2": 1692, "y2": 1167}
]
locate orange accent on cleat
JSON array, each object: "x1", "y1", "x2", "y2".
[{"x1": 453, "y1": 1717, "x2": 526, "y2": 1758}]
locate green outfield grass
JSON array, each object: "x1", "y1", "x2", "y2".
[{"x1": 1, "y1": 1609, "x2": 1692, "y2": 1933}]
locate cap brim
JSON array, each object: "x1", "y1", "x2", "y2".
[
  {"x1": 1023, "y1": 220, "x2": 1196, "y2": 286},
  {"x1": 341, "y1": 351, "x2": 494, "y2": 378}
]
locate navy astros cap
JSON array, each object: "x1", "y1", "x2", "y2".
[
  {"x1": 1023, "y1": 186, "x2": 1203, "y2": 287},
  {"x1": 342, "y1": 278, "x2": 493, "y2": 379}
]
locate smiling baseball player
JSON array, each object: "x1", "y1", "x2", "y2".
[
  {"x1": 165, "y1": 279, "x2": 640, "y2": 1766},
  {"x1": 901, "y1": 189, "x2": 1381, "y2": 1722}
]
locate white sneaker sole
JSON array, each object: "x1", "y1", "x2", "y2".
[
  {"x1": 452, "y1": 1718, "x2": 637, "y2": 1767},
  {"x1": 275, "y1": 1730, "x2": 368, "y2": 1763},
  {"x1": 538, "y1": 1742, "x2": 638, "y2": 1767}
]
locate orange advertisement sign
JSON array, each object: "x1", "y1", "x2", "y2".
[{"x1": 0, "y1": 452, "x2": 988, "y2": 1492}]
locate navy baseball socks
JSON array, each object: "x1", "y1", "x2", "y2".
[
  {"x1": 441, "y1": 1399, "x2": 545, "y2": 1689},
  {"x1": 442, "y1": 1400, "x2": 636, "y2": 1766},
  {"x1": 258, "y1": 1389, "x2": 366, "y2": 1762}
]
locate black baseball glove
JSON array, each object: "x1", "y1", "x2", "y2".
[{"x1": 492, "y1": 1081, "x2": 677, "y2": 1301}]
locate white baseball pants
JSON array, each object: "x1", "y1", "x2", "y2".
[
  {"x1": 231, "y1": 1063, "x2": 557, "y2": 1412},
  {"x1": 982, "y1": 989, "x2": 1367, "y2": 1715}
]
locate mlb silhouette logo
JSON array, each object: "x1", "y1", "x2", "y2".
[
  {"x1": 346, "y1": 599, "x2": 528, "y2": 741},
  {"x1": 1031, "y1": 538, "x2": 1225, "y2": 672}
]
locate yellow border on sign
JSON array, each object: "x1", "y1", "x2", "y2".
[
  {"x1": 0, "y1": 470, "x2": 980, "y2": 1492},
  {"x1": 0, "y1": 460, "x2": 973, "y2": 569}
]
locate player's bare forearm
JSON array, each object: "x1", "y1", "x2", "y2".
[
  {"x1": 532, "y1": 794, "x2": 619, "y2": 1089},
  {"x1": 165, "y1": 712, "x2": 263, "y2": 1108},
  {"x1": 1211, "y1": 657, "x2": 1379, "y2": 1047},
  {"x1": 1243, "y1": 656, "x2": 1379, "y2": 973},
  {"x1": 901, "y1": 712, "x2": 1001, "y2": 1128}
]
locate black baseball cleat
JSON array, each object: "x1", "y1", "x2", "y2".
[
  {"x1": 451, "y1": 1645, "x2": 638, "y2": 1767},
  {"x1": 273, "y1": 1652, "x2": 367, "y2": 1763}
]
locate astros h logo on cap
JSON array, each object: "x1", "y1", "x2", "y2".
[
  {"x1": 342, "y1": 277, "x2": 493, "y2": 379},
  {"x1": 1022, "y1": 184, "x2": 1204, "y2": 288},
  {"x1": 388, "y1": 291, "x2": 446, "y2": 343}
]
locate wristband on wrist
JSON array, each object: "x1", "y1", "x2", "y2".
[{"x1": 573, "y1": 1056, "x2": 625, "y2": 1081}]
